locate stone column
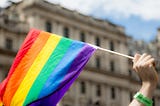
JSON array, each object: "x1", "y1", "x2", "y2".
[
  {"x1": 119, "y1": 42, "x2": 129, "y2": 75},
  {"x1": 120, "y1": 89, "x2": 130, "y2": 106},
  {"x1": 106, "y1": 86, "x2": 111, "y2": 106},
  {"x1": 75, "y1": 81, "x2": 80, "y2": 106},
  {"x1": 90, "y1": 82, "x2": 95, "y2": 104},
  {"x1": 0, "y1": 29, "x2": 4, "y2": 48},
  {"x1": 0, "y1": 68, "x2": 6, "y2": 82},
  {"x1": 69, "y1": 27, "x2": 77, "y2": 40},
  {"x1": 0, "y1": 69, "x2": 4, "y2": 82},
  {"x1": 101, "y1": 84, "x2": 108, "y2": 106},
  {"x1": 57, "y1": 23, "x2": 63, "y2": 36},
  {"x1": 86, "y1": 33, "x2": 97, "y2": 68}
]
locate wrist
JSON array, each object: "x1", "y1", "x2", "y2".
[
  {"x1": 142, "y1": 82, "x2": 157, "y2": 91},
  {"x1": 140, "y1": 83, "x2": 156, "y2": 99}
]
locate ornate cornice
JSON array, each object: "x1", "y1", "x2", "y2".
[{"x1": 22, "y1": 0, "x2": 128, "y2": 38}]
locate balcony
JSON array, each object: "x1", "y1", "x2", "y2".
[
  {"x1": 0, "y1": 47, "x2": 17, "y2": 56},
  {"x1": 0, "y1": 14, "x2": 29, "y2": 33}
]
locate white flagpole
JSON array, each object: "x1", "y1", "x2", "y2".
[
  {"x1": 97, "y1": 46, "x2": 134, "y2": 60},
  {"x1": 88, "y1": 43, "x2": 134, "y2": 60},
  {"x1": 88, "y1": 43, "x2": 160, "y2": 66}
]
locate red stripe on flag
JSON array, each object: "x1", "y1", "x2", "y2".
[{"x1": 0, "y1": 29, "x2": 40, "y2": 105}]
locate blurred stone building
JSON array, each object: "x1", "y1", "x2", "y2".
[{"x1": 0, "y1": 0, "x2": 160, "y2": 106}]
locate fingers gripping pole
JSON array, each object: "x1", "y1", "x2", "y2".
[{"x1": 88, "y1": 44, "x2": 160, "y2": 66}]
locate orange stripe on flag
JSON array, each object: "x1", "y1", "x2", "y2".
[{"x1": 3, "y1": 31, "x2": 50, "y2": 106}]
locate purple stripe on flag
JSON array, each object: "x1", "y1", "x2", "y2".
[{"x1": 28, "y1": 44, "x2": 96, "y2": 106}]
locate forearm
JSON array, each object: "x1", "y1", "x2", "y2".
[
  {"x1": 129, "y1": 54, "x2": 158, "y2": 106},
  {"x1": 129, "y1": 84, "x2": 155, "y2": 106}
]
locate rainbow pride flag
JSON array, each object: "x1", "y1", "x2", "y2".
[{"x1": 0, "y1": 29, "x2": 96, "y2": 106}]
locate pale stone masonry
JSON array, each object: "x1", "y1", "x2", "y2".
[{"x1": 0, "y1": 0, "x2": 160, "y2": 106}]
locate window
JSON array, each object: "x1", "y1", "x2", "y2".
[
  {"x1": 110, "y1": 61, "x2": 115, "y2": 72},
  {"x1": 152, "y1": 97, "x2": 155, "y2": 106},
  {"x1": 94, "y1": 101, "x2": 100, "y2": 106},
  {"x1": 80, "y1": 32, "x2": 85, "y2": 42},
  {"x1": 45, "y1": 21, "x2": 52, "y2": 32},
  {"x1": 11, "y1": 12, "x2": 19, "y2": 21},
  {"x1": 111, "y1": 87, "x2": 116, "y2": 99},
  {"x1": 128, "y1": 58, "x2": 132, "y2": 64},
  {"x1": 95, "y1": 37, "x2": 100, "y2": 46},
  {"x1": 5, "y1": 38, "x2": 13, "y2": 50},
  {"x1": 110, "y1": 41, "x2": 114, "y2": 51},
  {"x1": 80, "y1": 81, "x2": 86, "y2": 94},
  {"x1": 96, "y1": 85, "x2": 101, "y2": 97},
  {"x1": 129, "y1": 69, "x2": 132, "y2": 76},
  {"x1": 63, "y1": 27, "x2": 69, "y2": 38},
  {"x1": 130, "y1": 93, "x2": 133, "y2": 102},
  {"x1": 96, "y1": 57, "x2": 101, "y2": 68}
]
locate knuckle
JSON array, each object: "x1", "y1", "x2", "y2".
[
  {"x1": 152, "y1": 58, "x2": 155, "y2": 62},
  {"x1": 144, "y1": 53, "x2": 147, "y2": 55},
  {"x1": 143, "y1": 53, "x2": 147, "y2": 56},
  {"x1": 138, "y1": 65, "x2": 143, "y2": 68},
  {"x1": 133, "y1": 65, "x2": 136, "y2": 69},
  {"x1": 148, "y1": 55, "x2": 152, "y2": 58}
]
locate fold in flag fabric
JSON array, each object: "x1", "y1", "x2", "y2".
[{"x1": 0, "y1": 29, "x2": 96, "y2": 106}]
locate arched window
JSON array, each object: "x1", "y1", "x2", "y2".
[
  {"x1": 110, "y1": 60, "x2": 115, "y2": 72},
  {"x1": 111, "y1": 87, "x2": 116, "y2": 99},
  {"x1": 80, "y1": 81, "x2": 86, "y2": 94},
  {"x1": 96, "y1": 57, "x2": 101, "y2": 68},
  {"x1": 96, "y1": 85, "x2": 101, "y2": 97},
  {"x1": 110, "y1": 41, "x2": 114, "y2": 51},
  {"x1": 95, "y1": 37, "x2": 100, "y2": 46},
  {"x1": 5, "y1": 38, "x2": 13, "y2": 50},
  {"x1": 63, "y1": 27, "x2": 69, "y2": 38},
  {"x1": 80, "y1": 32, "x2": 85, "y2": 42},
  {"x1": 45, "y1": 21, "x2": 52, "y2": 32}
]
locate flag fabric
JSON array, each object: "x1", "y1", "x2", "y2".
[{"x1": 0, "y1": 29, "x2": 96, "y2": 106}]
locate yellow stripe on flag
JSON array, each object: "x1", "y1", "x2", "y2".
[
  {"x1": 0, "y1": 102, "x2": 3, "y2": 106},
  {"x1": 10, "y1": 34, "x2": 61, "y2": 106}
]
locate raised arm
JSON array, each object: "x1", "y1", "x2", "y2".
[{"x1": 129, "y1": 53, "x2": 158, "y2": 106}]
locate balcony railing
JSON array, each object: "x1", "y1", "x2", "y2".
[
  {"x1": 0, "y1": 15, "x2": 29, "y2": 33},
  {"x1": 0, "y1": 47, "x2": 17, "y2": 56}
]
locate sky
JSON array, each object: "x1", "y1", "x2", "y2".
[{"x1": 1, "y1": 0, "x2": 160, "y2": 42}]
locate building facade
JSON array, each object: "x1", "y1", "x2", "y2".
[{"x1": 0, "y1": 0, "x2": 160, "y2": 106}]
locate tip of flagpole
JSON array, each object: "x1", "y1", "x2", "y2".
[{"x1": 87, "y1": 43, "x2": 99, "y2": 49}]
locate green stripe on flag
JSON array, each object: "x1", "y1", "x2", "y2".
[{"x1": 23, "y1": 37, "x2": 72, "y2": 105}]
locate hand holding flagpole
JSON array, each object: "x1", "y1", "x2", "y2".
[
  {"x1": 88, "y1": 43, "x2": 160, "y2": 66},
  {"x1": 96, "y1": 46, "x2": 160, "y2": 67}
]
